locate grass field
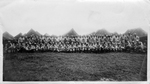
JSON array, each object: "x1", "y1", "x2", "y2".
[{"x1": 3, "y1": 52, "x2": 146, "y2": 81}]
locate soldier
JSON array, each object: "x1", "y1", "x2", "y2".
[
  {"x1": 139, "y1": 41, "x2": 144, "y2": 53},
  {"x1": 126, "y1": 41, "x2": 132, "y2": 52}
]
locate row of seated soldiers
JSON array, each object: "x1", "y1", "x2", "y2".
[{"x1": 3, "y1": 33, "x2": 147, "y2": 53}]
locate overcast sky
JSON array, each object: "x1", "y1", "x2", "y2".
[{"x1": 0, "y1": 0, "x2": 150, "y2": 36}]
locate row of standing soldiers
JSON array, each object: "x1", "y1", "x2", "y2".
[{"x1": 3, "y1": 33, "x2": 147, "y2": 53}]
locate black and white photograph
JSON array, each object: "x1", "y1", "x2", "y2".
[{"x1": 1, "y1": 0, "x2": 149, "y2": 82}]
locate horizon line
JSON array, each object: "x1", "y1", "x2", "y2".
[{"x1": 2, "y1": 27, "x2": 147, "y2": 37}]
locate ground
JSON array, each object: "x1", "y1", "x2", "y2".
[{"x1": 3, "y1": 52, "x2": 146, "y2": 81}]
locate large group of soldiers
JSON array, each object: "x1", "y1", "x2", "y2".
[{"x1": 3, "y1": 33, "x2": 147, "y2": 53}]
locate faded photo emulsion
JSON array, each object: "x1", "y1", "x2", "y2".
[{"x1": 1, "y1": 0, "x2": 149, "y2": 82}]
